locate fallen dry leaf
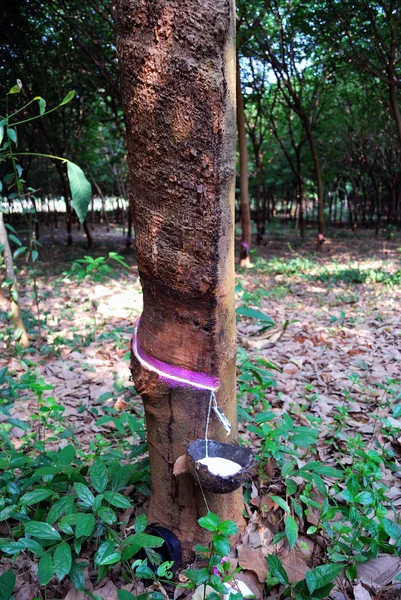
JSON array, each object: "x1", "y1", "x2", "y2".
[
  {"x1": 357, "y1": 555, "x2": 401, "y2": 592},
  {"x1": 353, "y1": 581, "x2": 372, "y2": 599}
]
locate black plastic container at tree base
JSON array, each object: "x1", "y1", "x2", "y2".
[{"x1": 187, "y1": 439, "x2": 254, "y2": 495}]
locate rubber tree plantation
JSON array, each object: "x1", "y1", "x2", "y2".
[{"x1": 116, "y1": 0, "x2": 245, "y2": 558}]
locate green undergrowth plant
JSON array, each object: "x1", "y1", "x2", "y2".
[
  {"x1": 183, "y1": 512, "x2": 244, "y2": 600},
  {"x1": 254, "y1": 255, "x2": 401, "y2": 287},
  {"x1": 236, "y1": 353, "x2": 401, "y2": 598},
  {"x1": 61, "y1": 252, "x2": 129, "y2": 346},
  {"x1": 0, "y1": 365, "x2": 154, "y2": 595}
]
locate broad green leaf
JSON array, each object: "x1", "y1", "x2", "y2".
[
  {"x1": 75, "y1": 513, "x2": 95, "y2": 538},
  {"x1": 0, "y1": 126, "x2": 4, "y2": 146},
  {"x1": 354, "y1": 491, "x2": 374, "y2": 505},
  {"x1": 13, "y1": 246, "x2": 28, "y2": 259},
  {"x1": 60, "y1": 90, "x2": 75, "y2": 106},
  {"x1": 0, "y1": 506, "x2": 16, "y2": 522},
  {"x1": 89, "y1": 460, "x2": 108, "y2": 493},
  {"x1": 117, "y1": 591, "x2": 136, "y2": 600},
  {"x1": 0, "y1": 569, "x2": 16, "y2": 600},
  {"x1": 20, "y1": 488, "x2": 53, "y2": 506},
  {"x1": 285, "y1": 515, "x2": 298, "y2": 550},
  {"x1": 95, "y1": 540, "x2": 121, "y2": 566},
  {"x1": 122, "y1": 533, "x2": 164, "y2": 562},
  {"x1": 306, "y1": 564, "x2": 343, "y2": 594},
  {"x1": 134, "y1": 514, "x2": 148, "y2": 534},
  {"x1": 254, "y1": 411, "x2": 276, "y2": 424},
  {"x1": 8, "y1": 83, "x2": 21, "y2": 94},
  {"x1": 380, "y1": 517, "x2": 401, "y2": 543},
  {"x1": 213, "y1": 534, "x2": 230, "y2": 556},
  {"x1": 74, "y1": 482, "x2": 94, "y2": 507},
  {"x1": 198, "y1": 511, "x2": 220, "y2": 532},
  {"x1": 24, "y1": 521, "x2": 61, "y2": 541},
  {"x1": 267, "y1": 555, "x2": 289, "y2": 585},
  {"x1": 184, "y1": 567, "x2": 209, "y2": 585},
  {"x1": 7, "y1": 129, "x2": 17, "y2": 144},
  {"x1": 218, "y1": 519, "x2": 238, "y2": 536},
  {"x1": 33, "y1": 96, "x2": 46, "y2": 115},
  {"x1": 103, "y1": 491, "x2": 131, "y2": 509},
  {"x1": 270, "y1": 495, "x2": 290, "y2": 513},
  {"x1": 236, "y1": 306, "x2": 275, "y2": 324},
  {"x1": 69, "y1": 561, "x2": 85, "y2": 591},
  {"x1": 285, "y1": 479, "x2": 298, "y2": 496},
  {"x1": 8, "y1": 234, "x2": 21, "y2": 247},
  {"x1": 54, "y1": 542, "x2": 72, "y2": 581},
  {"x1": 21, "y1": 538, "x2": 44, "y2": 557},
  {"x1": 38, "y1": 552, "x2": 54, "y2": 585},
  {"x1": 111, "y1": 464, "x2": 134, "y2": 491},
  {"x1": 66, "y1": 161, "x2": 92, "y2": 223},
  {"x1": 98, "y1": 506, "x2": 116, "y2": 524},
  {"x1": 46, "y1": 495, "x2": 75, "y2": 524}
]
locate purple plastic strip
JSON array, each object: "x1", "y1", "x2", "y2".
[{"x1": 132, "y1": 318, "x2": 219, "y2": 391}]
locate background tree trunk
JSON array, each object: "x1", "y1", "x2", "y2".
[
  {"x1": 0, "y1": 212, "x2": 30, "y2": 348},
  {"x1": 117, "y1": 0, "x2": 244, "y2": 559},
  {"x1": 236, "y1": 53, "x2": 252, "y2": 266}
]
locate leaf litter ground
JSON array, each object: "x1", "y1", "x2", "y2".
[{"x1": 1, "y1": 225, "x2": 401, "y2": 599}]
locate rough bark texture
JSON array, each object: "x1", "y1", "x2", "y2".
[
  {"x1": 236, "y1": 55, "x2": 252, "y2": 266},
  {"x1": 116, "y1": 0, "x2": 244, "y2": 558}
]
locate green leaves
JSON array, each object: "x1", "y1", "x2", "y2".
[
  {"x1": 66, "y1": 161, "x2": 92, "y2": 223},
  {"x1": 305, "y1": 564, "x2": 343, "y2": 594},
  {"x1": 7, "y1": 129, "x2": 17, "y2": 144},
  {"x1": 0, "y1": 569, "x2": 16, "y2": 600},
  {"x1": 199, "y1": 512, "x2": 220, "y2": 532},
  {"x1": 95, "y1": 540, "x2": 121, "y2": 566},
  {"x1": 218, "y1": 520, "x2": 238, "y2": 536},
  {"x1": 267, "y1": 555, "x2": 289, "y2": 585},
  {"x1": 380, "y1": 517, "x2": 401, "y2": 544},
  {"x1": 54, "y1": 542, "x2": 72, "y2": 581},
  {"x1": 24, "y1": 521, "x2": 61, "y2": 541},
  {"x1": 60, "y1": 90, "x2": 75, "y2": 106},
  {"x1": 74, "y1": 482, "x2": 95, "y2": 507},
  {"x1": 89, "y1": 460, "x2": 108, "y2": 493},
  {"x1": 33, "y1": 96, "x2": 46, "y2": 115},
  {"x1": 270, "y1": 496, "x2": 290, "y2": 513},
  {"x1": 103, "y1": 491, "x2": 131, "y2": 509},
  {"x1": 285, "y1": 515, "x2": 298, "y2": 550},
  {"x1": 8, "y1": 82, "x2": 22, "y2": 94},
  {"x1": 75, "y1": 513, "x2": 95, "y2": 538},
  {"x1": 20, "y1": 488, "x2": 54, "y2": 506},
  {"x1": 236, "y1": 306, "x2": 275, "y2": 325},
  {"x1": 38, "y1": 552, "x2": 54, "y2": 585},
  {"x1": 122, "y1": 533, "x2": 164, "y2": 562},
  {"x1": 213, "y1": 534, "x2": 230, "y2": 556}
]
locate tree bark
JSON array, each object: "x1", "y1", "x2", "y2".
[
  {"x1": 117, "y1": 0, "x2": 244, "y2": 559},
  {"x1": 0, "y1": 212, "x2": 30, "y2": 348},
  {"x1": 236, "y1": 52, "x2": 252, "y2": 266}
]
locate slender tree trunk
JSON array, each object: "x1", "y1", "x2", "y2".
[
  {"x1": 0, "y1": 212, "x2": 29, "y2": 348},
  {"x1": 83, "y1": 220, "x2": 93, "y2": 249},
  {"x1": 236, "y1": 51, "x2": 252, "y2": 266},
  {"x1": 389, "y1": 82, "x2": 401, "y2": 145},
  {"x1": 303, "y1": 115, "x2": 324, "y2": 243},
  {"x1": 117, "y1": 0, "x2": 244, "y2": 559}
]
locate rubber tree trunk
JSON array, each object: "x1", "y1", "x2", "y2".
[
  {"x1": 116, "y1": 0, "x2": 244, "y2": 559},
  {"x1": 0, "y1": 212, "x2": 29, "y2": 348},
  {"x1": 236, "y1": 52, "x2": 252, "y2": 267}
]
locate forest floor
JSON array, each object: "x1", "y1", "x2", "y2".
[{"x1": 1, "y1": 223, "x2": 401, "y2": 600}]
